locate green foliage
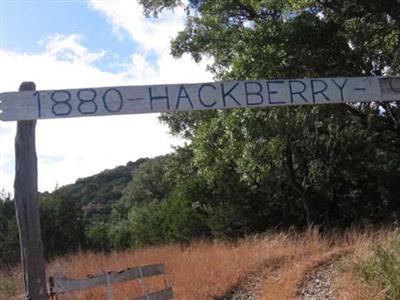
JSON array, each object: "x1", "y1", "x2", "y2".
[
  {"x1": 153, "y1": 0, "x2": 400, "y2": 227},
  {"x1": 58, "y1": 160, "x2": 147, "y2": 223},
  {"x1": 140, "y1": 0, "x2": 400, "y2": 76},
  {"x1": 355, "y1": 231, "x2": 400, "y2": 299},
  {"x1": 110, "y1": 191, "x2": 209, "y2": 248},
  {"x1": 31, "y1": 159, "x2": 148, "y2": 259},
  {"x1": 40, "y1": 191, "x2": 85, "y2": 257},
  {"x1": 163, "y1": 181, "x2": 210, "y2": 243},
  {"x1": 128, "y1": 203, "x2": 169, "y2": 247},
  {"x1": 138, "y1": 0, "x2": 182, "y2": 16},
  {"x1": 86, "y1": 222, "x2": 110, "y2": 252},
  {"x1": 0, "y1": 193, "x2": 20, "y2": 268},
  {"x1": 108, "y1": 219, "x2": 133, "y2": 250},
  {"x1": 116, "y1": 156, "x2": 172, "y2": 212},
  {"x1": 109, "y1": 154, "x2": 210, "y2": 248}
]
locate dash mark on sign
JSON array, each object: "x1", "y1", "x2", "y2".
[{"x1": 128, "y1": 98, "x2": 145, "y2": 101}]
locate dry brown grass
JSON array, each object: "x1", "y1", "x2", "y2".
[
  {"x1": 1, "y1": 228, "x2": 397, "y2": 300},
  {"x1": 47, "y1": 238, "x2": 270, "y2": 300},
  {"x1": 257, "y1": 228, "x2": 350, "y2": 300},
  {"x1": 0, "y1": 268, "x2": 23, "y2": 300}
]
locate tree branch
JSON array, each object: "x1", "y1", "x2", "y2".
[
  {"x1": 284, "y1": 142, "x2": 304, "y2": 195},
  {"x1": 345, "y1": 104, "x2": 367, "y2": 120}
]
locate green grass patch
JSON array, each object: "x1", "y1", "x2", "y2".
[{"x1": 355, "y1": 231, "x2": 400, "y2": 299}]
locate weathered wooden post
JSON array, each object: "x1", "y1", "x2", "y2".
[{"x1": 14, "y1": 82, "x2": 48, "y2": 300}]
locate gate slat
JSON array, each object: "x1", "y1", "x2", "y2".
[
  {"x1": 131, "y1": 287, "x2": 174, "y2": 300},
  {"x1": 51, "y1": 264, "x2": 165, "y2": 294}
]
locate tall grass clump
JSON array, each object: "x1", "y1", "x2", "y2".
[
  {"x1": 354, "y1": 230, "x2": 400, "y2": 299},
  {"x1": 0, "y1": 269, "x2": 21, "y2": 299}
]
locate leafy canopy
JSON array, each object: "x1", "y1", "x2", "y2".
[{"x1": 139, "y1": 0, "x2": 400, "y2": 226}]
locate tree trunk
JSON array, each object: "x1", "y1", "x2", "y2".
[
  {"x1": 302, "y1": 193, "x2": 317, "y2": 226},
  {"x1": 284, "y1": 141, "x2": 318, "y2": 226}
]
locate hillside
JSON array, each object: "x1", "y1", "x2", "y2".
[
  {"x1": 49, "y1": 158, "x2": 148, "y2": 222},
  {"x1": 0, "y1": 157, "x2": 160, "y2": 264}
]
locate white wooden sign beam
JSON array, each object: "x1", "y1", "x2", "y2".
[{"x1": 1, "y1": 76, "x2": 399, "y2": 121}]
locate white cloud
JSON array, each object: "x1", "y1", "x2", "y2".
[
  {"x1": 88, "y1": 0, "x2": 213, "y2": 85},
  {"x1": 42, "y1": 34, "x2": 106, "y2": 66},
  {"x1": 0, "y1": 44, "x2": 123, "y2": 91},
  {"x1": 0, "y1": 39, "x2": 178, "y2": 193},
  {"x1": 0, "y1": 0, "x2": 213, "y2": 194},
  {"x1": 88, "y1": 0, "x2": 185, "y2": 55}
]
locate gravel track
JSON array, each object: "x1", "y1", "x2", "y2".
[
  {"x1": 215, "y1": 256, "x2": 288, "y2": 300},
  {"x1": 216, "y1": 254, "x2": 343, "y2": 300},
  {"x1": 298, "y1": 262, "x2": 337, "y2": 300}
]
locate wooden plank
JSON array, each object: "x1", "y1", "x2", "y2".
[
  {"x1": 51, "y1": 264, "x2": 166, "y2": 294},
  {"x1": 14, "y1": 82, "x2": 48, "y2": 300},
  {"x1": 1, "y1": 76, "x2": 399, "y2": 121},
  {"x1": 131, "y1": 287, "x2": 174, "y2": 300}
]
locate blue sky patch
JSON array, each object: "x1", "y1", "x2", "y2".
[{"x1": 0, "y1": 0, "x2": 137, "y2": 72}]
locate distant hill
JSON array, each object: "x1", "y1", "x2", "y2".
[{"x1": 47, "y1": 158, "x2": 149, "y2": 222}]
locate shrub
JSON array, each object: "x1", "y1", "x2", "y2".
[{"x1": 355, "y1": 230, "x2": 400, "y2": 299}]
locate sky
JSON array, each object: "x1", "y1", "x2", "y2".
[{"x1": 0, "y1": 0, "x2": 212, "y2": 193}]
